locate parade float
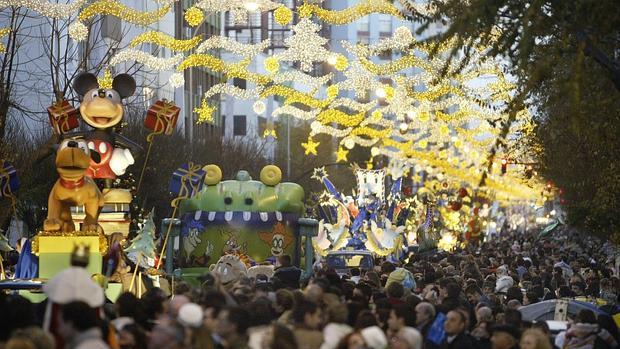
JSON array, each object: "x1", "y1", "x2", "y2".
[{"x1": 170, "y1": 164, "x2": 304, "y2": 286}]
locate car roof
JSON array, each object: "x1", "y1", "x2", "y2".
[{"x1": 327, "y1": 250, "x2": 373, "y2": 256}]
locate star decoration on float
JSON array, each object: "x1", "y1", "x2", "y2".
[
  {"x1": 302, "y1": 136, "x2": 320, "y2": 155},
  {"x1": 318, "y1": 191, "x2": 333, "y2": 204},
  {"x1": 336, "y1": 146, "x2": 349, "y2": 163},
  {"x1": 311, "y1": 166, "x2": 328, "y2": 181}
]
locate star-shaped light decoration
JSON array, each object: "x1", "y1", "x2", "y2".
[
  {"x1": 302, "y1": 136, "x2": 320, "y2": 155},
  {"x1": 194, "y1": 99, "x2": 214, "y2": 123},
  {"x1": 336, "y1": 146, "x2": 349, "y2": 163},
  {"x1": 311, "y1": 166, "x2": 327, "y2": 181},
  {"x1": 98, "y1": 69, "x2": 113, "y2": 89}
]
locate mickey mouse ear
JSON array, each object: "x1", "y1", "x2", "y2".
[
  {"x1": 112, "y1": 73, "x2": 136, "y2": 99},
  {"x1": 73, "y1": 72, "x2": 99, "y2": 96}
]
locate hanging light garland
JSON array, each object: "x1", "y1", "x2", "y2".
[
  {"x1": 195, "y1": 36, "x2": 270, "y2": 58},
  {"x1": 70, "y1": 0, "x2": 171, "y2": 41},
  {"x1": 0, "y1": 0, "x2": 86, "y2": 18},
  {"x1": 194, "y1": 0, "x2": 279, "y2": 25},
  {"x1": 130, "y1": 31, "x2": 202, "y2": 51},
  {"x1": 110, "y1": 49, "x2": 184, "y2": 70},
  {"x1": 298, "y1": 0, "x2": 404, "y2": 25}
]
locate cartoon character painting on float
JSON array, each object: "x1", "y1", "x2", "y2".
[{"x1": 178, "y1": 165, "x2": 304, "y2": 266}]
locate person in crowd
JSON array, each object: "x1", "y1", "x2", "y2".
[
  {"x1": 471, "y1": 306, "x2": 494, "y2": 349},
  {"x1": 558, "y1": 309, "x2": 618, "y2": 349},
  {"x1": 441, "y1": 309, "x2": 476, "y2": 349},
  {"x1": 321, "y1": 302, "x2": 352, "y2": 349},
  {"x1": 260, "y1": 323, "x2": 298, "y2": 349},
  {"x1": 520, "y1": 328, "x2": 552, "y2": 349},
  {"x1": 391, "y1": 326, "x2": 423, "y2": 349},
  {"x1": 490, "y1": 325, "x2": 520, "y2": 349},
  {"x1": 58, "y1": 301, "x2": 110, "y2": 349},
  {"x1": 292, "y1": 300, "x2": 324, "y2": 349},
  {"x1": 273, "y1": 255, "x2": 302, "y2": 289},
  {"x1": 215, "y1": 306, "x2": 251, "y2": 349},
  {"x1": 465, "y1": 284, "x2": 492, "y2": 308}
]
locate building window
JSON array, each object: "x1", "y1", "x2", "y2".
[
  {"x1": 357, "y1": 32, "x2": 370, "y2": 45},
  {"x1": 233, "y1": 78, "x2": 247, "y2": 90},
  {"x1": 379, "y1": 15, "x2": 392, "y2": 34},
  {"x1": 357, "y1": 16, "x2": 370, "y2": 32},
  {"x1": 234, "y1": 115, "x2": 246, "y2": 136},
  {"x1": 258, "y1": 116, "x2": 266, "y2": 136}
]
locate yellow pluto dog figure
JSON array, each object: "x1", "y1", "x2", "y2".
[{"x1": 44, "y1": 139, "x2": 104, "y2": 233}]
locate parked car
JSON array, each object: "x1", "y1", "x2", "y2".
[{"x1": 325, "y1": 250, "x2": 374, "y2": 277}]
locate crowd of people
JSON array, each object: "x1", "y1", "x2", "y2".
[{"x1": 1, "y1": 228, "x2": 620, "y2": 349}]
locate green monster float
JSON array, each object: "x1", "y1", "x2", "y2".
[{"x1": 177, "y1": 164, "x2": 305, "y2": 272}]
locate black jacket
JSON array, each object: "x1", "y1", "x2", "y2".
[
  {"x1": 273, "y1": 266, "x2": 302, "y2": 289},
  {"x1": 440, "y1": 333, "x2": 477, "y2": 349}
]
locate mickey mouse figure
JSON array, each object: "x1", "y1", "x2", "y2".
[{"x1": 72, "y1": 72, "x2": 140, "y2": 188}]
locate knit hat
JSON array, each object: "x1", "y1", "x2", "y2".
[
  {"x1": 386, "y1": 268, "x2": 416, "y2": 291},
  {"x1": 360, "y1": 326, "x2": 388, "y2": 349},
  {"x1": 178, "y1": 303, "x2": 203, "y2": 328}
]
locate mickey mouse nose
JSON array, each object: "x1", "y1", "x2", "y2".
[
  {"x1": 98, "y1": 89, "x2": 106, "y2": 98},
  {"x1": 67, "y1": 140, "x2": 78, "y2": 148}
]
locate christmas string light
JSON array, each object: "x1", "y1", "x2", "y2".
[
  {"x1": 264, "y1": 57, "x2": 280, "y2": 73},
  {"x1": 195, "y1": 36, "x2": 270, "y2": 58},
  {"x1": 130, "y1": 31, "x2": 202, "y2": 52},
  {"x1": 177, "y1": 53, "x2": 225, "y2": 72},
  {"x1": 330, "y1": 98, "x2": 376, "y2": 112},
  {"x1": 275, "y1": 18, "x2": 330, "y2": 72},
  {"x1": 195, "y1": 0, "x2": 279, "y2": 25},
  {"x1": 0, "y1": 0, "x2": 86, "y2": 18},
  {"x1": 298, "y1": 0, "x2": 403, "y2": 25},
  {"x1": 78, "y1": 0, "x2": 170, "y2": 25},
  {"x1": 260, "y1": 85, "x2": 329, "y2": 109},
  {"x1": 350, "y1": 126, "x2": 392, "y2": 140},
  {"x1": 202, "y1": 83, "x2": 262, "y2": 100},
  {"x1": 253, "y1": 100, "x2": 266, "y2": 114},
  {"x1": 271, "y1": 70, "x2": 333, "y2": 90},
  {"x1": 301, "y1": 136, "x2": 320, "y2": 155},
  {"x1": 272, "y1": 105, "x2": 319, "y2": 120},
  {"x1": 68, "y1": 22, "x2": 88, "y2": 41},
  {"x1": 110, "y1": 48, "x2": 184, "y2": 70},
  {"x1": 195, "y1": 98, "x2": 215, "y2": 123},
  {"x1": 184, "y1": 6, "x2": 203, "y2": 26},
  {"x1": 310, "y1": 122, "x2": 352, "y2": 138},
  {"x1": 336, "y1": 62, "x2": 382, "y2": 98},
  {"x1": 274, "y1": 5, "x2": 292, "y2": 25},
  {"x1": 97, "y1": 69, "x2": 113, "y2": 89},
  {"x1": 316, "y1": 109, "x2": 364, "y2": 127},
  {"x1": 169, "y1": 73, "x2": 185, "y2": 88}
]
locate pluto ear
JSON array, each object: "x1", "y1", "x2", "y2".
[
  {"x1": 112, "y1": 74, "x2": 136, "y2": 99},
  {"x1": 73, "y1": 72, "x2": 99, "y2": 96}
]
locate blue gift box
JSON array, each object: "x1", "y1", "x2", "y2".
[
  {"x1": 0, "y1": 161, "x2": 19, "y2": 197},
  {"x1": 169, "y1": 163, "x2": 206, "y2": 198}
]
